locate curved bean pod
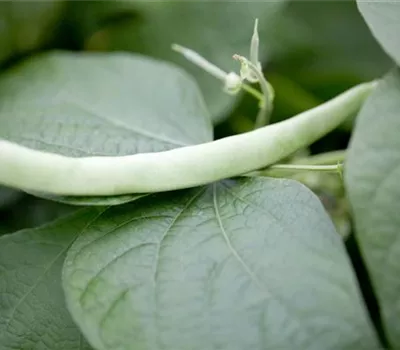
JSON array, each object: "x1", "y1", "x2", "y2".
[{"x1": 0, "y1": 81, "x2": 376, "y2": 196}]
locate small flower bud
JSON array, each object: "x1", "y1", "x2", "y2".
[{"x1": 224, "y1": 72, "x2": 242, "y2": 95}]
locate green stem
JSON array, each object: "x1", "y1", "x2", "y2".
[
  {"x1": 233, "y1": 55, "x2": 274, "y2": 129},
  {"x1": 269, "y1": 164, "x2": 341, "y2": 172},
  {"x1": 249, "y1": 163, "x2": 343, "y2": 178},
  {"x1": 242, "y1": 83, "x2": 264, "y2": 103},
  {"x1": 291, "y1": 150, "x2": 346, "y2": 166}
]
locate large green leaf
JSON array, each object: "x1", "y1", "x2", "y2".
[
  {"x1": 63, "y1": 178, "x2": 378, "y2": 350},
  {"x1": 0, "y1": 52, "x2": 212, "y2": 204},
  {"x1": 70, "y1": 1, "x2": 287, "y2": 122},
  {"x1": 345, "y1": 69, "x2": 400, "y2": 347},
  {"x1": 0, "y1": 1, "x2": 64, "y2": 65},
  {"x1": 0, "y1": 209, "x2": 100, "y2": 350},
  {"x1": 357, "y1": 0, "x2": 400, "y2": 66}
]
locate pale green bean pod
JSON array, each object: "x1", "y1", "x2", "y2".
[{"x1": 0, "y1": 81, "x2": 376, "y2": 196}]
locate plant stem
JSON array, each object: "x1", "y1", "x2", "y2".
[
  {"x1": 233, "y1": 55, "x2": 274, "y2": 128},
  {"x1": 268, "y1": 164, "x2": 341, "y2": 172},
  {"x1": 172, "y1": 44, "x2": 227, "y2": 81},
  {"x1": 242, "y1": 83, "x2": 264, "y2": 103},
  {"x1": 0, "y1": 81, "x2": 376, "y2": 196},
  {"x1": 248, "y1": 163, "x2": 343, "y2": 178},
  {"x1": 291, "y1": 150, "x2": 346, "y2": 166}
]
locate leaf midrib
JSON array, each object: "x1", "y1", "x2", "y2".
[{"x1": 66, "y1": 97, "x2": 191, "y2": 148}]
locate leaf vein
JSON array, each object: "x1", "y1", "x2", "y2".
[
  {"x1": 2, "y1": 208, "x2": 107, "y2": 335},
  {"x1": 64, "y1": 98, "x2": 190, "y2": 148},
  {"x1": 79, "y1": 242, "x2": 158, "y2": 307},
  {"x1": 152, "y1": 187, "x2": 206, "y2": 349},
  {"x1": 212, "y1": 183, "x2": 267, "y2": 294}
]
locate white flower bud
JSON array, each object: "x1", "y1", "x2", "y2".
[{"x1": 224, "y1": 72, "x2": 242, "y2": 95}]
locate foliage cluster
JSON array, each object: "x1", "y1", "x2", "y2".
[{"x1": 0, "y1": 1, "x2": 400, "y2": 350}]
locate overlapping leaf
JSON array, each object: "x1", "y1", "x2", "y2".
[
  {"x1": 63, "y1": 178, "x2": 378, "y2": 350},
  {"x1": 357, "y1": 0, "x2": 400, "y2": 66},
  {"x1": 346, "y1": 69, "x2": 400, "y2": 347},
  {"x1": 0, "y1": 209, "x2": 99, "y2": 350}
]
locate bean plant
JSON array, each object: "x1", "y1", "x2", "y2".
[{"x1": 0, "y1": 1, "x2": 399, "y2": 350}]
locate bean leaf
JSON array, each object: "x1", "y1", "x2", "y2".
[
  {"x1": 63, "y1": 178, "x2": 378, "y2": 350},
  {"x1": 346, "y1": 69, "x2": 400, "y2": 348},
  {"x1": 0, "y1": 209, "x2": 100, "y2": 350},
  {"x1": 357, "y1": 0, "x2": 400, "y2": 66}
]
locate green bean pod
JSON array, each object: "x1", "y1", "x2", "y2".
[{"x1": 0, "y1": 81, "x2": 376, "y2": 196}]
